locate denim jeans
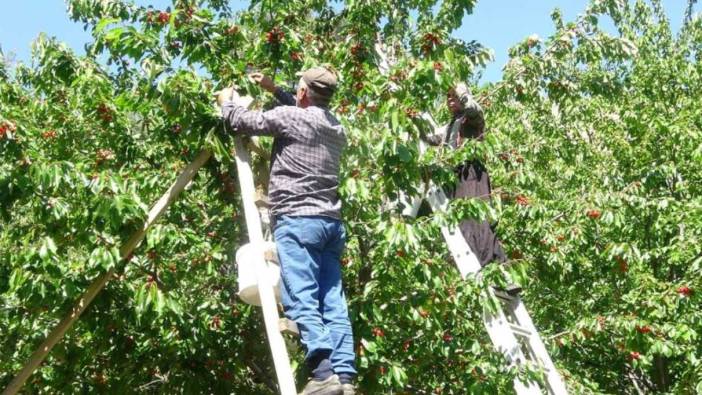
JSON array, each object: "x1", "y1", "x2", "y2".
[{"x1": 273, "y1": 215, "x2": 357, "y2": 376}]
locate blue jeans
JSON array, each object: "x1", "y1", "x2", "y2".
[{"x1": 274, "y1": 215, "x2": 356, "y2": 376}]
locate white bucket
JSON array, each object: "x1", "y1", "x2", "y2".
[{"x1": 236, "y1": 241, "x2": 282, "y2": 306}]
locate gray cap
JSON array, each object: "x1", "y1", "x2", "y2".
[{"x1": 299, "y1": 67, "x2": 337, "y2": 97}]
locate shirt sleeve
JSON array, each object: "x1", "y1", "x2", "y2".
[
  {"x1": 221, "y1": 101, "x2": 296, "y2": 138},
  {"x1": 422, "y1": 124, "x2": 447, "y2": 146},
  {"x1": 273, "y1": 88, "x2": 297, "y2": 106}
]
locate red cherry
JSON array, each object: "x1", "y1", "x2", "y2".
[
  {"x1": 515, "y1": 194, "x2": 529, "y2": 206},
  {"x1": 433, "y1": 62, "x2": 443, "y2": 72},
  {"x1": 372, "y1": 327, "x2": 385, "y2": 337},
  {"x1": 509, "y1": 250, "x2": 524, "y2": 260},
  {"x1": 212, "y1": 315, "x2": 222, "y2": 329},
  {"x1": 378, "y1": 366, "x2": 386, "y2": 375},
  {"x1": 635, "y1": 325, "x2": 651, "y2": 334},
  {"x1": 629, "y1": 351, "x2": 641, "y2": 360},
  {"x1": 677, "y1": 286, "x2": 693, "y2": 297},
  {"x1": 587, "y1": 209, "x2": 602, "y2": 219},
  {"x1": 442, "y1": 332, "x2": 453, "y2": 342},
  {"x1": 402, "y1": 339, "x2": 411, "y2": 352},
  {"x1": 290, "y1": 51, "x2": 302, "y2": 62},
  {"x1": 158, "y1": 11, "x2": 170, "y2": 24},
  {"x1": 404, "y1": 108, "x2": 419, "y2": 118},
  {"x1": 350, "y1": 43, "x2": 363, "y2": 57},
  {"x1": 395, "y1": 250, "x2": 405, "y2": 258}
]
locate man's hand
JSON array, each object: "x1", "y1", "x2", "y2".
[
  {"x1": 249, "y1": 73, "x2": 276, "y2": 93},
  {"x1": 217, "y1": 87, "x2": 237, "y2": 107}
]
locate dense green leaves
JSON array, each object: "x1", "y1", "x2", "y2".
[{"x1": 1, "y1": 0, "x2": 701, "y2": 393}]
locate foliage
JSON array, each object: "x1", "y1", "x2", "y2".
[{"x1": 1, "y1": 0, "x2": 700, "y2": 393}]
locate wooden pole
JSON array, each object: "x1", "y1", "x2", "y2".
[
  {"x1": 2, "y1": 149, "x2": 212, "y2": 395},
  {"x1": 232, "y1": 134, "x2": 297, "y2": 395}
]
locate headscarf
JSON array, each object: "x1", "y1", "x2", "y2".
[{"x1": 445, "y1": 83, "x2": 483, "y2": 148}]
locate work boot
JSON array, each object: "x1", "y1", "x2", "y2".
[
  {"x1": 341, "y1": 383, "x2": 356, "y2": 395},
  {"x1": 299, "y1": 374, "x2": 343, "y2": 395},
  {"x1": 493, "y1": 283, "x2": 522, "y2": 297}
]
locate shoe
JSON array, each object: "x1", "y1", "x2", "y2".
[
  {"x1": 504, "y1": 283, "x2": 522, "y2": 296},
  {"x1": 341, "y1": 383, "x2": 356, "y2": 395},
  {"x1": 493, "y1": 283, "x2": 522, "y2": 296},
  {"x1": 299, "y1": 374, "x2": 343, "y2": 395}
]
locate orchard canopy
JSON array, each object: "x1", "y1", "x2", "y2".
[{"x1": 1, "y1": 0, "x2": 701, "y2": 393}]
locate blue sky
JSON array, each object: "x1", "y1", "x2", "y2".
[{"x1": 0, "y1": 1, "x2": 693, "y2": 82}]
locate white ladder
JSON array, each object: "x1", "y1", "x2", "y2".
[
  {"x1": 404, "y1": 184, "x2": 568, "y2": 395},
  {"x1": 227, "y1": 94, "x2": 299, "y2": 395}
]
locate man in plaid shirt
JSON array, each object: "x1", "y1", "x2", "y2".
[{"x1": 218, "y1": 67, "x2": 355, "y2": 395}]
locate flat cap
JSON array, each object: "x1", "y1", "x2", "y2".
[{"x1": 299, "y1": 66, "x2": 337, "y2": 97}]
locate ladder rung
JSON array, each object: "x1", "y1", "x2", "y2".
[
  {"x1": 509, "y1": 324, "x2": 534, "y2": 338},
  {"x1": 255, "y1": 192, "x2": 270, "y2": 208},
  {"x1": 279, "y1": 318, "x2": 299, "y2": 337}
]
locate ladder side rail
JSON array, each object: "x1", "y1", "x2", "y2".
[
  {"x1": 425, "y1": 182, "x2": 546, "y2": 394},
  {"x1": 425, "y1": 185, "x2": 482, "y2": 278},
  {"x1": 483, "y1": 290, "x2": 543, "y2": 395},
  {"x1": 510, "y1": 298, "x2": 569, "y2": 395},
  {"x1": 2, "y1": 149, "x2": 213, "y2": 395},
  {"x1": 233, "y1": 132, "x2": 296, "y2": 395}
]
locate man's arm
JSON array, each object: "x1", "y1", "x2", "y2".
[
  {"x1": 250, "y1": 72, "x2": 296, "y2": 106},
  {"x1": 221, "y1": 101, "x2": 293, "y2": 138},
  {"x1": 273, "y1": 87, "x2": 296, "y2": 106}
]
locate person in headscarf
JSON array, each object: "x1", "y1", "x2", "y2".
[{"x1": 423, "y1": 83, "x2": 520, "y2": 294}]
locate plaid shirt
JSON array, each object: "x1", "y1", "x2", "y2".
[{"x1": 222, "y1": 89, "x2": 346, "y2": 219}]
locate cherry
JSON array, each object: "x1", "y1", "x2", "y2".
[
  {"x1": 635, "y1": 325, "x2": 651, "y2": 334},
  {"x1": 212, "y1": 315, "x2": 222, "y2": 329},
  {"x1": 158, "y1": 11, "x2": 170, "y2": 24},
  {"x1": 515, "y1": 194, "x2": 529, "y2": 206},
  {"x1": 586, "y1": 209, "x2": 601, "y2": 219},
  {"x1": 442, "y1": 331, "x2": 453, "y2": 342}
]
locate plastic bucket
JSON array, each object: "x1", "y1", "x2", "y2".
[{"x1": 236, "y1": 241, "x2": 282, "y2": 306}]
